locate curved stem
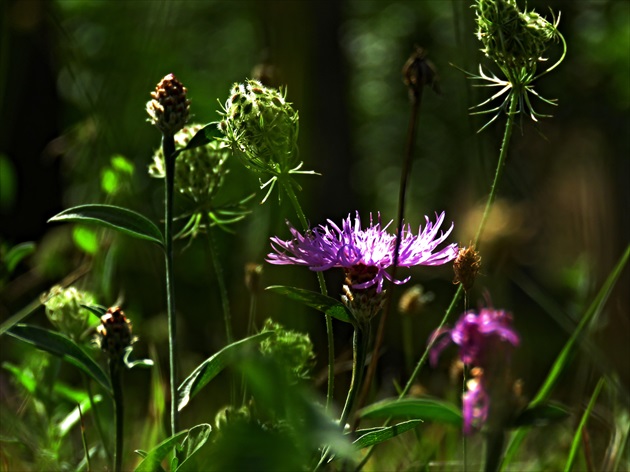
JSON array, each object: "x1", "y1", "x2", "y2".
[
  {"x1": 338, "y1": 324, "x2": 369, "y2": 429},
  {"x1": 282, "y1": 179, "x2": 334, "y2": 411},
  {"x1": 473, "y1": 92, "x2": 518, "y2": 247},
  {"x1": 109, "y1": 360, "x2": 123, "y2": 472},
  {"x1": 163, "y1": 134, "x2": 178, "y2": 436}
]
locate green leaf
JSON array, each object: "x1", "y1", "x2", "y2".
[
  {"x1": 511, "y1": 402, "x2": 570, "y2": 428},
  {"x1": 134, "y1": 429, "x2": 189, "y2": 472},
  {"x1": 352, "y1": 419, "x2": 423, "y2": 449},
  {"x1": 58, "y1": 395, "x2": 103, "y2": 438},
  {"x1": 5, "y1": 242, "x2": 35, "y2": 274},
  {"x1": 177, "y1": 332, "x2": 274, "y2": 411},
  {"x1": 359, "y1": 397, "x2": 462, "y2": 427},
  {"x1": 73, "y1": 226, "x2": 99, "y2": 254},
  {"x1": 174, "y1": 423, "x2": 212, "y2": 472},
  {"x1": 5, "y1": 324, "x2": 111, "y2": 395},
  {"x1": 265, "y1": 285, "x2": 353, "y2": 324},
  {"x1": 48, "y1": 204, "x2": 164, "y2": 248},
  {"x1": 173, "y1": 123, "x2": 222, "y2": 159},
  {"x1": 111, "y1": 155, "x2": 135, "y2": 175},
  {"x1": 81, "y1": 304, "x2": 107, "y2": 318}
]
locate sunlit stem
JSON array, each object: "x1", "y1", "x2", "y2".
[
  {"x1": 162, "y1": 133, "x2": 179, "y2": 435},
  {"x1": 109, "y1": 360, "x2": 123, "y2": 472},
  {"x1": 281, "y1": 177, "x2": 334, "y2": 411},
  {"x1": 338, "y1": 323, "x2": 369, "y2": 429}
]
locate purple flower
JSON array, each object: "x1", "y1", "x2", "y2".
[
  {"x1": 267, "y1": 211, "x2": 458, "y2": 292},
  {"x1": 462, "y1": 373, "x2": 489, "y2": 435},
  {"x1": 429, "y1": 308, "x2": 520, "y2": 367}
]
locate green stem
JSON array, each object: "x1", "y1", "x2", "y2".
[
  {"x1": 110, "y1": 360, "x2": 123, "y2": 472},
  {"x1": 338, "y1": 324, "x2": 369, "y2": 429},
  {"x1": 473, "y1": 92, "x2": 519, "y2": 247},
  {"x1": 163, "y1": 134, "x2": 178, "y2": 436},
  {"x1": 83, "y1": 375, "x2": 112, "y2": 464},
  {"x1": 282, "y1": 179, "x2": 334, "y2": 411}
]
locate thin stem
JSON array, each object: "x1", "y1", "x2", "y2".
[
  {"x1": 282, "y1": 180, "x2": 334, "y2": 411},
  {"x1": 83, "y1": 375, "x2": 112, "y2": 464},
  {"x1": 78, "y1": 403, "x2": 91, "y2": 472},
  {"x1": 473, "y1": 92, "x2": 519, "y2": 247},
  {"x1": 339, "y1": 324, "x2": 369, "y2": 429},
  {"x1": 109, "y1": 361, "x2": 123, "y2": 472},
  {"x1": 163, "y1": 133, "x2": 179, "y2": 436}
]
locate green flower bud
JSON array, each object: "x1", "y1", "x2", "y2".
[
  {"x1": 218, "y1": 79, "x2": 299, "y2": 175},
  {"x1": 43, "y1": 286, "x2": 97, "y2": 341},
  {"x1": 475, "y1": 0, "x2": 559, "y2": 73},
  {"x1": 260, "y1": 319, "x2": 315, "y2": 383},
  {"x1": 149, "y1": 124, "x2": 229, "y2": 204}
]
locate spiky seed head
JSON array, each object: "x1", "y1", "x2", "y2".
[
  {"x1": 149, "y1": 124, "x2": 229, "y2": 203},
  {"x1": 43, "y1": 286, "x2": 97, "y2": 341},
  {"x1": 218, "y1": 79, "x2": 299, "y2": 174},
  {"x1": 146, "y1": 73, "x2": 190, "y2": 135}
]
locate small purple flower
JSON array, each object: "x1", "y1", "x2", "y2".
[
  {"x1": 462, "y1": 373, "x2": 489, "y2": 435},
  {"x1": 267, "y1": 211, "x2": 458, "y2": 292},
  {"x1": 429, "y1": 308, "x2": 520, "y2": 367}
]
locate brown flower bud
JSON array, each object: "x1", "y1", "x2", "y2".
[
  {"x1": 146, "y1": 73, "x2": 190, "y2": 135},
  {"x1": 453, "y1": 246, "x2": 482, "y2": 292},
  {"x1": 96, "y1": 306, "x2": 134, "y2": 360}
]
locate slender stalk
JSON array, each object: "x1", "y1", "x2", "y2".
[
  {"x1": 162, "y1": 134, "x2": 178, "y2": 436},
  {"x1": 282, "y1": 179, "x2": 334, "y2": 411},
  {"x1": 473, "y1": 92, "x2": 518, "y2": 247},
  {"x1": 109, "y1": 360, "x2": 123, "y2": 472},
  {"x1": 339, "y1": 324, "x2": 369, "y2": 429},
  {"x1": 82, "y1": 375, "x2": 112, "y2": 464},
  {"x1": 78, "y1": 403, "x2": 91, "y2": 472}
]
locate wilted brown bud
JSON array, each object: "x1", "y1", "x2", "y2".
[
  {"x1": 402, "y1": 46, "x2": 440, "y2": 101},
  {"x1": 453, "y1": 246, "x2": 481, "y2": 292},
  {"x1": 96, "y1": 306, "x2": 134, "y2": 360},
  {"x1": 244, "y1": 263, "x2": 263, "y2": 293},
  {"x1": 146, "y1": 73, "x2": 190, "y2": 135}
]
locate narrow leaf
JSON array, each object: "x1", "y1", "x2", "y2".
[
  {"x1": 5, "y1": 242, "x2": 35, "y2": 274},
  {"x1": 511, "y1": 402, "x2": 570, "y2": 428},
  {"x1": 172, "y1": 123, "x2": 222, "y2": 159},
  {"x1": 49, "y1": 204, "x2": 164, "y2": 248},
  {"x1": 359, "y1": 397, "x2": 462, "y2": 426},
  {"x1": 353, "y1": 419, "x2": 423, "y2": 449},
  {"x1": 178, "y1": 332, "x2": 273, "y2": 411},
  {"x1": 5, "y1": 324, "x2": 111, "y2": 395},
  {"x1": 265, "y1": 285, "x2": 353, "y2": 324},
  {"x1": 134, "y1": 430, "x2": 189, "y2": 472}
]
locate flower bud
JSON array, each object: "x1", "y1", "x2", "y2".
[
  {"x1": 149, "y1": 124, "x2": 229, "y2": 203},
  {"x1": 146, "y1": 73, "x2": 190, "y2": 135},
  {"x1": 218, "y1": 79, "x2": 299, "y2": 174},
  {"x1": 475, "y1": 0, "x2": 559, "y2": 73},
  {"x1": 43, "y1": 286, "x2": 97, "y2": 341},
  {"x1": 453, "y1": 246, "x2": 481, "y2": 292},
  {"x1": 96, "y1": 306, "x2": 135, "y2": 361},
  {"x1": 341, "y1": 264, "x2": 387, "y2": 324}
]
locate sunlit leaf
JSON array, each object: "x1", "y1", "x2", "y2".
[
  {"x1": 265, "y1": 285, "x2": 353, "y2": 324},
  {"x1": 49, "y1": 204, "x2": 164, "y2": 248},
  {"x1": 359, "y1": 397, "x2": 462, "y2": 426},
  {"x1": 134, "y1": 430, "x2": 189, "y2": 472},
  {"x1": 5, "y1": 324, "x2": 111, "y2": 395},
  {"x1": 352, "y1": 419, "x2": 423, "y2": 449},
  {"x1": 101, "y1": 168, "x2": 119, "y2": 195},
  {"x1": 177, "y1": 332, "x2": 273, "y2": 411},
  {"x1": 172, "y1": 123, "x2": 222, "y2": 159},
  {"x1": 111, "y1": 155, "x2": 135, "y2": 174},
  {"x1": 58, "y1": 395, "x2": 103, "y2": 437}
]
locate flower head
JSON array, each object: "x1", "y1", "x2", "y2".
[
  {"x1": 96, "y1": 306, "x2": 136, "y2": 361},
  {"x1": 146, "y1": 73, "x2": 190, "y2": 135},
  {"x1": 429, "y1": 307, "x2": 519, "y2": 368},
  {"x1": 43, "y1": 286, "x2": 98, "y2": 341},
  {"x1": 267, "y1": 211, "x2": 458, "y2": 293},
  {"x1": 462, "y1": 369, "x2": 490, "y2": 435}
]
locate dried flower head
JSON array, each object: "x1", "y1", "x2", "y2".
[
  {"x1": 146, "y1": 73, "x2": 190, "y2": 135},
  {"x1": 149, "y1": 124, "x2": 229, "y2": 203},
  {"x1": 453, "y1": 246, "x2": 481, "y2": 292},
  {"x1": 268, "y1": 211, "x2": 458, "y2": 294},
  {"x1": 43, "y1": 286, "x2": 97, "y2": 341},
  {"x1": 96, "y1": 306, "x2": 135, "y2": 361}
]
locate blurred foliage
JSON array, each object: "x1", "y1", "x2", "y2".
[{"x1": 0, "y1": 0, "x2": 628, "y2": 470}]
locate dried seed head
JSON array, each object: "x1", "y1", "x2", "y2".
[
  {"x1": 96, "y1": 306, "x2": 135, "y2": 360},
  {"x1": 244, "y1": 263, "x2": 263, "y2": 294},
  {"x1": 402, "y1": 46, "x2": 440, "y2": 100},
  {"x1": 453, "y1": 246, "x2": 481, "y2": 292},
  {"x1": 149, "y1": 124, "x2": 229, "y2": 203},
  {"x1": 146, "y1": 73, "x2": 190, "y2": 135}
]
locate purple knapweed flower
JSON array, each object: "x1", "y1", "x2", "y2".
[
  {"x1": 267, "y1": 211, "x2": 458, "y2": 293},
  {"x1": 429, "y1": 307, "x2": 520, "y2": 368},
  {"x1": 462, "y1": 371, "x2": 489, "y2": 435}
]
